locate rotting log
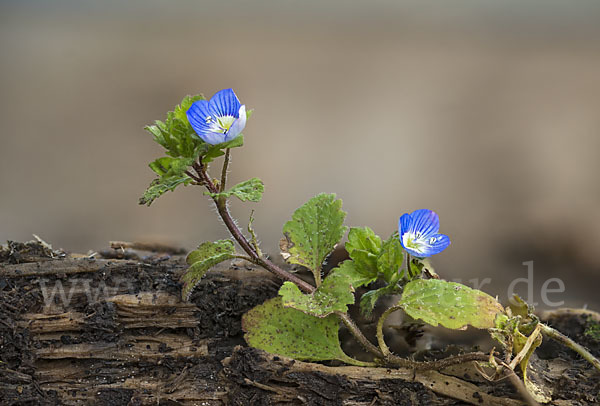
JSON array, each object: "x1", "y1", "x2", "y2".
[
  {"x1": 223, "y1": 346, "x2": 526, "y2": 405},
  {"x1": 1, "y1": 244, "x2": 280, "y2": 405},
  {"x1": 1, "y1": 242, "x2": 599, "y2": 405}
]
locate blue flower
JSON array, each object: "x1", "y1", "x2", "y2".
[
  {"x1": 399, "y1": 209, "x2": 450, "y2": 258},
  {"x1": 186, "y1": 88, "x2": 247, "y2": 145}
]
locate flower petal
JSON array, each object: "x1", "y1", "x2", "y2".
[
  {"x1": 399, "y1": 210, "x2": 449, "y2": 258},
  {"x1": 199, "y1": 131, "x2": 227, "y2": 145},
  {"x1": 426, "y1": 233, "x2": 450, "y2": 256},
  {"x1": 399, "y1": 214, "x2": 412, "y2": 237},
  {"x1": 402, "y1": 233, "x2": 450, "y2": 258},
  {"x1": 208, "y1": 88, "x2": 241, "y2": 118},
  {"x1": 224, "y1": 105, "x2": 247, "y2": 141},
  {"x1": 188, "y1": 100, "x2": 228, "y2": 144},
  {"x1": 187, "y1": 99, "x2": 211, "y2": 133},
  {"x1": 408, "y1": 209, "x2": 439, "y2": 237}
]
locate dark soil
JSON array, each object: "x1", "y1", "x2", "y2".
[{"x1": 1, "y1": 241, "x2": 599, "y2": 405}]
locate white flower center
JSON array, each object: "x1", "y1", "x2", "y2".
[
  {"x1": 402, "y1": 232, "x2": 428, "y2": 254},
  {"x1": 205, "y1": 115, "x2": 236, "y2": 134}
]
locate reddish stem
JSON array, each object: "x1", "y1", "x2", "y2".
[{"x1": 193, "y1": 161, "x2": 315, "y2": 294}]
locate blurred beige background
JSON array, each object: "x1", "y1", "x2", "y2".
[{"x1": 1, "y1": 0, "x2": 599, "y2": 308}]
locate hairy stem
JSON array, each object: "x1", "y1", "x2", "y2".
[
  {"x1": 185, "y1": 170, "x2": 202, "y2": 183},
  {"x1": 334, "y1": 311, "x2": 384, "y2": 359},
  {"x1": 194, "y1": 161, "x2": 316, "y2": 294},
  {"x1": 247, "y1": 210, "x2": 263, "y2": 257},
  {"x1": 338, "y1": 355, "x2": 379, "y2": 368},
  {"x1": 387, "y1": 351, "x2": 490, "y2": 370},
  {"x1": 233, "y1": 254, "x2": 257, "y2": 263},
  {"x1": 540, "y1": 323, "x2": 600, "y2": 371},
  {"x1": 220, "y1": 148, "x2": 231, "y2": 192},
  {"x1": 376, "y1": 305, "x2": 403, "y2": 358},
  {"x1": 314, "y1": 267, "x2": 322, "y2": 287},
  {"x1": 385, "y1": 346, "x2": 539, "y2": 404},
  {"x1": 372, "y1": 308, "x2": 504, "y2": 371}
]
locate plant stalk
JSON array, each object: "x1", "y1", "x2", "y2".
[
  {"x1": 373, "y1": 307, "x2": 504, "y2": 371},
  {"x1": 540, "y1": 323, "x2": 600, "y2": 371},
  {"x1": 376, "y1": 305, "x2": 403, "y2": 358},
  {"x1": 314, "y1": 267, "x2": 322, "y2": 287},
  {"x1": 219, "y1": 148, "x2": 231, "y2": 192},
  {"x1": 193, "y1": 161, "x2": 316, "y2": 294},
  {"x1": 184, "y1": 170, "x2": 202, "y2": 183},
  {"x1": 335, "y1": 311, "x2": 384, "y2": 359}
]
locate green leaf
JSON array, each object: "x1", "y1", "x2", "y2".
[
  {"x1": 377, "y1": 233, "x2": 404, "y2": 283},
  {"x1": 145, "y1": 94, "x2": 205, "y2": 159},
  {"x1": 279, "y1": 272, "x2": 355, "y2": 317},
  {"x1": 508, "y1": 294, "x2": 533, "y2": 318},
  {"x1": 408, "y1": 258, "x2": 424, "y2": 279},
  {"x1": 489, "y1": 313, "x2": 512, "y2": 349},
  {"x1": 148, "y1": 157, "x2": 172, "y2": 176},
  {"x1": 360, "y1": 284, "x2": 399, "y2": 317},
  {"x1": 398, "y1": 279, "x2": 504, "y2": 330},
  {"x1": 149, "y1": 157, "x2": 194, "y2": 177},
  {"x1": 139, "y1": 175, "x2": 192, "y2": 206},
  {"x1": 345, "y1": 227, "x2": 382, "y2": 277},
  {"x1": 328, "y1": 260, "x2": 377, "y2": 289},
  {"x1": 174, "y1": 94, "x2": 202, "y2": 122},
  {"x1": 328, "y1": 259, "x2": 378, "y2": 290},
  {"x1": 281, "y1": 194, "x2": 347, "y2": 281},
  {"x1": 199, "y1": 135, "x2": 245, "y2": 164},
  {"x1": 243, "y1": 297, "x2": 354, "y2": 363},
  {"x1": 407, "y1": 257, "x2": 437, "y2": 280},
  {"x1": 180, "y1": 240, "x2": 235, "y2": 300},
  {"x1": 139, "y1": 156, "x2": 195, "y2": 206},
  {"x1": 346, "y1": 227, "x2": 382, "y2": 256},
  {"x1": 207, "y1": 177, "x2": 264, "y2": 202}
]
